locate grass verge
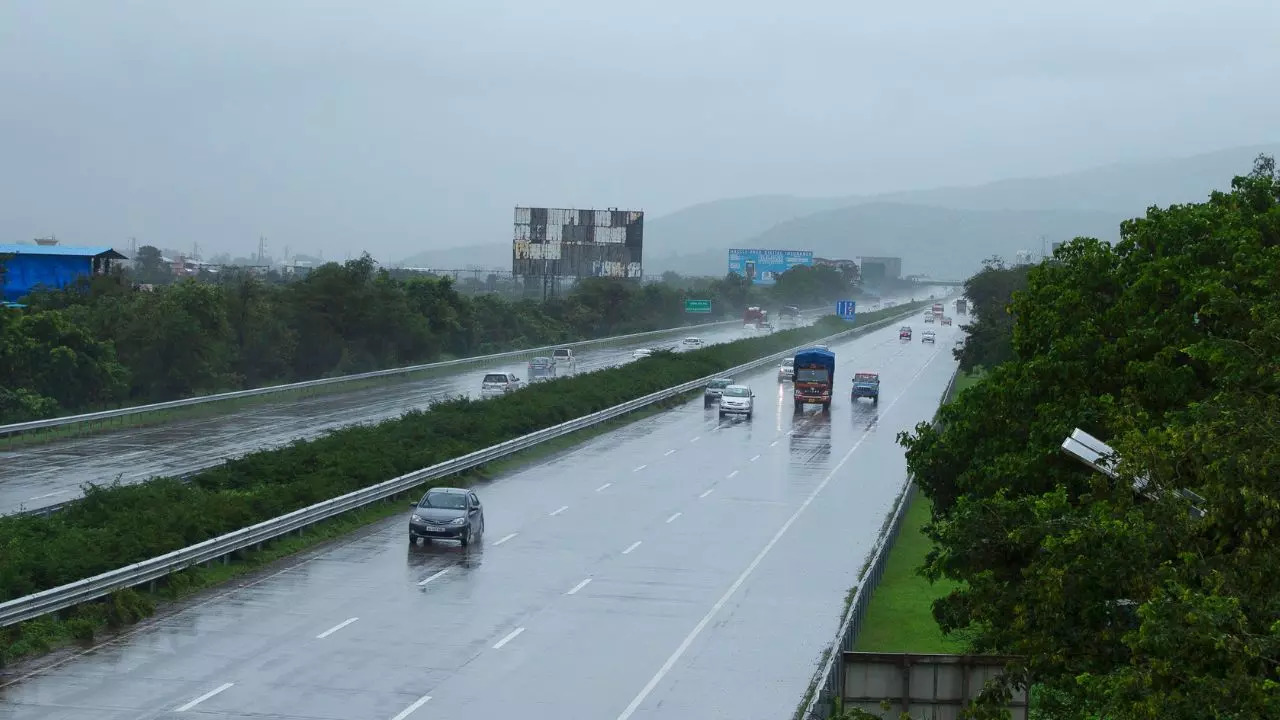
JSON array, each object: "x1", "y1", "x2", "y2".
[
  {"x1": 0, "y1": 388, "x2": 699, "y2": 669},
  {"x1": 852, "y1": 487, "x2": 970, "y2": 653}
]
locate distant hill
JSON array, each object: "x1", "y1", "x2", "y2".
[{"x1": 402, "y1": 142, "x2": 1279, "y2": 277}]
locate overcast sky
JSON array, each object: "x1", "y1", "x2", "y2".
[{"x1": 1, "y1": 0, "x2": 1277, "y2": 263}]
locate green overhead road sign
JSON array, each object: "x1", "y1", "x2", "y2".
[{"x1": 685, "y1": 299, "x2": 712, "y2": 313}]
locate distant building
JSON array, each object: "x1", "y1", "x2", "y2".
[
  {"x1": 0, "y1": 243, "x2": 127, "y2": 302},
  {"x1": 855, "y1": 256, "x2": 903, "y2": 284}
]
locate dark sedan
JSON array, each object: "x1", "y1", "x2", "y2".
[{"x1": 409, "y1": 487, "x2": 485, "y2": 546}]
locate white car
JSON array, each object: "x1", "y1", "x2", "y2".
[
  {"x1": 632, "y1": 348, "x2": 654, "y2": 359},
  {"x1": 682, "y1": 336, "x2": 704, "y2": 348},
  {"x1": 551, "y1": 347, "x2": 577, "y2": 373},
  {"x1": 778, "y1": 357, "x2": 795, "y2": 381},
  {"x1": 718, "y1": 385, "x2": 755, "y2": 418},
  {"x1": 922, "y1": 330, "x2": 936, "y2": 344},
  {"x1": 480, "y1": 372, "x2": 521, "y2": 396}
]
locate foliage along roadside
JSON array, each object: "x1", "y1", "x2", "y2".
[
  {"x1": 897, "y1": 157, "x2": 1280, "y2": 719},
  {"x1": 0, "y1": 302, "x2": 929, "y2": 612},
  {"x1": 2, "y1": 251, "x2": 860, "y2": 424}
]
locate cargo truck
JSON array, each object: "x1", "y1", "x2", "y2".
[
  {"x1": 793, "y1": 347, "x2": 836, "y2": 413},
  {"x1": 955, "y1": 298, "x2": 968, "y2": 315}
]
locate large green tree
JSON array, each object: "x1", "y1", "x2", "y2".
[{"x1": 899, "y1": 156, "x2": 1280, "y2": 719}]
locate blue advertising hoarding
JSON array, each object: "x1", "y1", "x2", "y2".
[{"x1": 727, "y1": 248, "x2": 813, "y2": 285}]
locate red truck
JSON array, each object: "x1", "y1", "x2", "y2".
[
  {"x1": 932, "y1": 302, "x2": 944, "y2": 317},
  {"x1": 743, "y1": 306, "x2": 767, "y2": 326}
]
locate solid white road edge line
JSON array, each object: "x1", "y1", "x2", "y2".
[
  {"x1": 389, "y1": 694, "x2": 433, "y2": 720},
  {"x1": 316, "y1": 617, "x2": 359, "y2": 639},
  {"x1": 666, "y1": 512, "x2": 681, "y2": 524},
  {"x1": 175, "y1": 682, "x2": 234, "y2": 712},
  {"x1": 614, "y1": 350, "x2": 943, "y2": 720},
  {"x1": 492, "y1": 627, "x2": 526, "y2": 649},
  {"x1": 550, "y1": 505, "x2": 569, "y2": 516},
  {"x1": 566, "y1": 578, "x2": 592, "y2": 595},
  {"x1": 622, "y1": 541, "x2": 642, "y2": 555},
  {"x1": 493, "y1": 533, "x2": 518, "y2": 546},
  {"x1": 418, "y1": 567, "x2": 451, "y2": 587}
]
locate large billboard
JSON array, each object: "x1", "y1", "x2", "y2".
[
  {"x1": 513, "y1": 207, "x2": 643, "y2": 281},
  {"x1": 727, "y1": 248, "x2": 813, "y2": 285}
]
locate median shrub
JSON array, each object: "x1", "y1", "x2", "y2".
[{"x1": 0, "y1": 304, "x2": 926, "y2": 605}]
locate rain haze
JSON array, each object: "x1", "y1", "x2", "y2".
[{"x1": 1, "y1": 0, "x2": 1277, "y2": 267}]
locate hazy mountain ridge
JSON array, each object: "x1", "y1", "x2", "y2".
[{"x1": 399, "y1": 143, "x2": 1279, "y2": 275}]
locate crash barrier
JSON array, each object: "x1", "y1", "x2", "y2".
[
  {"x1": 0, "y1": 308, "x2": 923, "y2": 629},
  {"x1": 0, "y1": 308, "x2": 826, "y2": 439},
  {"x1": 798, "y1": 367, "x2": 960, "y2": 719}
]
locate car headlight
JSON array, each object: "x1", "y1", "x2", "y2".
[
  {"x1": 450, "y1": 517, "x2": 466, "y2": 525},
  {"x1": 411, "y1": 514, "x2": 424, "y2": 523}
]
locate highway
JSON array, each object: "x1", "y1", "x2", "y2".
[
  {"x1": 0, "y1": 320, "x2": 785, "y2": 516},
  {"x1": 0, "y1": 314, "x2": 962, "y2": 720},
  {"x1": 0, "y1": 290, "x2": 945, "y2": 516}
]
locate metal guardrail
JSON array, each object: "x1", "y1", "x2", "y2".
[
  {"x1": 0, "y1": 309, "x2": 922, "y2": 629},
  {"x1": 799, "y1": 366, "x2": 960, "y2": 720},
  {"x1": 0, "y1": 311, "x2": 827, "y2": 439}
]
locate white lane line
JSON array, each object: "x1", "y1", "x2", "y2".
[
  {"x1": 664, "y1": 449, "x2": 676, "y2": 456},
  {"x1": 665, "y1": 512, "x2": 681, "y2": 524},
  {"x1": 622, "y1": 541, "x2": 642, "y2": 555},
  {"x1": 389, "y1": 693, "x2": 433, "y2": 720},
  {"x1": 493, "y1": 533, "x2": 518, "y2": 546},
  {"x1": 566, "y1": 578, "x2": 592, "y2": 595},
  {"x1": 550, "y1": 505, "x2": 570, "y2": 516},
  {"x1": 699, "y1": 488, "x2": 714, "y2": 498},
  {"x1": 726, "y1": 470, "x2": 738, "y2": 479},
  {"x1": 596, "y1": 482, "x2": 612, "y2": 492},
  {"x1": 749, "y1": 454, "x2": 760, "y2": 462},
  {"x1": 316, "y1": 617, "x2": 359, "y2": 639},
  {"x1": 175, "y1": 682, "x2": 234, "y2": 712},
  {"x1": 633, "y1": 464, "x2": 647, "y2": 472},
  {"x1": 614, "y1": 349, "x2": 941, "y2": 720},
  {"x1": 418, "y1": 567, "x2": 451, "y2": 587},
  {"x1": 27, "y1": 490, "x2": 67, "y2": 501},
  {"x1": 492, "y1": 627, "x2": 526, "y2": 649},
  {"x1": 690, "y1": 436, "x2": 701, "y2": 443},
  {"x1": 770, "y1": 440, "x2": 779, "y2": 447}
]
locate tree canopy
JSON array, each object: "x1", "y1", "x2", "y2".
[
  {"x1": 0, "y1": 253, "x2": 866, "y2": 423},
  {"x1": 898, "y1": 155, "x2": 1280, "y2": 719}
]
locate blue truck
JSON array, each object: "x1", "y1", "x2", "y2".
[
  {"x1": 850, "y1": 372, "x2": 880, "y2": 405},
  {"x1": 792, "y1": 347, "x2": 836, "y2": 412}
]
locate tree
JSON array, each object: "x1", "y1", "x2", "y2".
[
  {"x1": 131, "y1": 245, "x2": 172, "y2": 285},
  {"x1": 898, "y1": 156, "x2": 1280, "y2": 719}
]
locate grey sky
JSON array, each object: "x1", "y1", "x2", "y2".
[{"x1": 2, "y1": 0, "x2": 1277, "y2": 263}]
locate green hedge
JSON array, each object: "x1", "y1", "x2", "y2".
[{"x1": 0, "y1": 303, "x2": 927, "y2": 604}]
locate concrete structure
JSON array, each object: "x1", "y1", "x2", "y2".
[
  {"x1": 0, "y1": 243, "x2": 127, "y2": 301},
  {"x1": 856, "y1": 256, "x2": 903, "y2": 283}
]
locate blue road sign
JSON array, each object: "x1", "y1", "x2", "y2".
[{"x1": 836, "y1": 300, "x2": 856, "y2": 322}]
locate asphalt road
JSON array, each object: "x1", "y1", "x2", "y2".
[
  {"x1": 0, "y1": 313, "x2": 962, "y2": 720},
  {"x1": 0, "y1": 290, "x2": 947, "y2": 516},
  {"x1": 0, "y1": 319, "x2": 784, "y2": 516}
]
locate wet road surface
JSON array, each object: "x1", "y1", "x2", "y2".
[
  {"x1": 0, "y1": 320, "x2": 807, "y2": 516},
  {"x1": 0, "y1": 313, "x2": 964, "y2": 720}
]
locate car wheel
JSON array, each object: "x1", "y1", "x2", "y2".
[
  {"x1": 409, "y1": 535, "x2": 417, "y2": 546},
  {"x1": 460, "y1": 526, "x2": 471, "y2": 547}
]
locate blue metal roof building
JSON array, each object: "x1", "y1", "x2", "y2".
[{"x1": 0, "y1": 244, "x2": 128, "y2": 302}]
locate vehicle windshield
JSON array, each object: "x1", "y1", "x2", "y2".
[
  {"x1": 420, "y1": 492, "x2": 467, "y2": 510},
  {"x1": 796, "y1": 368, "x2": 830, "y2": 383},
  {"x1": 708, "y1": 379, "x2": 731, "y2": 388},
  {"x1": 684, "y1": 337, "x2": 700, "y2": 343},
  {"x1": 553, "y1": 350, "x2": 570, "y2": 357},
  {"x1": 854, "y1": 373, "x2": 878, "y2": 381},
  {"x1": 782, "y1": 359, "x2": 794, "y2": 367},
  {"x1": 483, "y1": 373, "x2": 508, "y2": 383},
  {"x1": 723, "y1": 387, "x2": 751, "y2": 398}
]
